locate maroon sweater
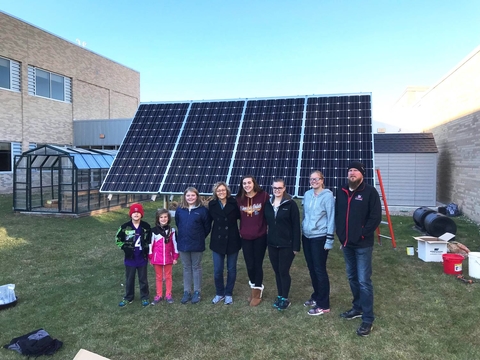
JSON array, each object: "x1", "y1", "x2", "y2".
[{"x1": 237, "y1": 191, "x2": 269, "y2": 240}]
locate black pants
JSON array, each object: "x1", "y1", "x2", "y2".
[
  {"x1": 268, "y1": 246, "x2": 295, "y2": 298},
  {"x1": 124, "y1": 265, "x2": 149, "y2": 301},
  {"x1": 241, "y1": 235, "x2": 267, "y2": 287}
]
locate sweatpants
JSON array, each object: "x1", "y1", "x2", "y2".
[
  {"x1": 179, "y1": 251, "x2": 203, "y2": 292},
  {"x1": 124, "y1": 265, "x2": 149, "y2": 301}
]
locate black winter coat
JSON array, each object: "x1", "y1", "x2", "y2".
[
  {"x1": 264, "y1": 196, "x2": 301, "y2": 252},
  {"x1": 115, "y1": 220, "x2": 152, "y2": 260},
  {"x1": 208, "y1": 197, "x2": 241, "y2": 255},
  {"x1": 335, "y1": 181, "x2": 382, "y2": 248}
]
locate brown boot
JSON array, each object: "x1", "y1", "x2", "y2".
[
  {"x1": 248, "y1": 288, "x2": 254, "y2": 303},
  {"x1": 249, "y1": 285, "x2": 264, "y2": 307},
  {"x1": 247, "y1": 281, "x2": 255, "y2": 302}
]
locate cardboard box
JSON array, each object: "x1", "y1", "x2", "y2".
[
  {"x1": 73, "y1": 349, "x2": 110, "y2": 360},
  {"x1": 413, "y1": 233, "x2": 455, "y2": 262}
]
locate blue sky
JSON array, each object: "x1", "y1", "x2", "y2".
[{"x1": 3, "y1": 0, "x2": 480, "y2": 126}]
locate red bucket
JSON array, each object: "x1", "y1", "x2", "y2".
[{"x1": 442, "y1": 253, "x2": 464, "y2": 275}]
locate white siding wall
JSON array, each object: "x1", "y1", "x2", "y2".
[{"x1": 375, "y1": 153, "x2": 437, "y2": 206}]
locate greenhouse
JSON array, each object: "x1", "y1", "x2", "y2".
[{"x1": 13, "y1": 145, "x2": 148, "y2": 215}]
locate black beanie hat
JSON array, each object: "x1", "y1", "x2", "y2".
[{"x1": 348, "y1": 161, "x2": 366, "y2": 176}]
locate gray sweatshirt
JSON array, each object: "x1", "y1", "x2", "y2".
[{"x1": 302, "y1": 188, "x2": 335, "y2": 247}]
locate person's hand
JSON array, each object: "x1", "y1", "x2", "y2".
[
  {"x1": 324, "y1": 239, "x2": 334, "y2": 250},
  {"x1": 293, "y1": 251, "x2": 298, "y2": 255},
  {"x1": 173, "y1": 260, "x2": 177, "y2": 265}
]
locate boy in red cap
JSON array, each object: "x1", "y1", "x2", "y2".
[{"x1": 115, "y1": 203, "x2": 152, "y2": 307}]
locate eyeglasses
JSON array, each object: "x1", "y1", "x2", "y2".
[
  {"x1": 309, "y1": 178, "x2": 323, "y2": 182},
  {"x1": 272, "y1": 187, "x2": 284, "y2": 191}
]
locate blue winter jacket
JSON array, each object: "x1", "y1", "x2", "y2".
[{"x1": 175, "y1": 205, "x2": 212, "y2": 252}]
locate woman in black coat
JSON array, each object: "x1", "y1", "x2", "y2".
[{"x1": 208, "y1": 181, "x2": 241, "y2": 305}]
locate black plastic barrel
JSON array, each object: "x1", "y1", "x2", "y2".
[
  {"x1": 424, "y1": 212, "x2": 457, "y2": 237},
  {"x1": 413, "y1": 207, "x2": 437, "y2": 231}
]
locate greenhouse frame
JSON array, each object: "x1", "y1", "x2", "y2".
[{"x1": 13, "y1": 145, "x2": 148, "y2": 215}]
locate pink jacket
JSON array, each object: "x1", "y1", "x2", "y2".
[{"x1": 149, "y1": 228, "x2": 179, "y2": 265}]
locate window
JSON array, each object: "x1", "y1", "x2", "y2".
[
  {"x1": 0, "y1": 143, "x2": 12, "y2": 172},
  {"x1": 28, "y1": 66, "x2": 71, "y2": 102},
  {"x1": 0, "y1": 56, "x2": 21, "y2": 92},
  {"x1": 0, "y1": 142, "x2": 35, "y2": 173}
]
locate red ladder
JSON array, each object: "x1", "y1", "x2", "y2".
[{"x1": 375, "y1": 168, "x2": 397, "y2": 249}]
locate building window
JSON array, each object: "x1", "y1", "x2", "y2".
[
  {"x1": 0, "y1": 143, "x2": 12, "y2": 172},
  {"x1": 0, "y1": 142, "x2": 30, "y2": 173},
  {"x1": 28, "y1": 66, "x2": 72, "y2": 103},
  {"x1": 0, "y1": 56, "x2": 21, "y2": 92}
]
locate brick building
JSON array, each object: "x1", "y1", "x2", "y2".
[{"x1": 0, "y1": 11, "x2": 140, "y2": 193}]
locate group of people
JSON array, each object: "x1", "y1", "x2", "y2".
[{"x1": 115, "y1": 161, "x2": 382, "y2": 337}]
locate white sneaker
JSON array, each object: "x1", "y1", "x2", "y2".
[
  {"x1": 224, "y1": 296, "x2": 233, "y2": 305},
  {"x1": 212, "y1": 295, "x2": 225, "y2": 304}
]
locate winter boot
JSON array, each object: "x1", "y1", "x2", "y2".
[
  {"x1": 249, "y1": 285, "x2": 264, "y2": 307},
  {"x1": 247, "y1": 281, "x2": 255, "y2": 302}
]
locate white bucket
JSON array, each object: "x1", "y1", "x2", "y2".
[{"x1": 468, "y1": 252, "x2": 480, "y2": 279}]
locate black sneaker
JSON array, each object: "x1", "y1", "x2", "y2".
[
  {"x1": 273, "y1": 296, "x2": 282, "y2": 308},
  {"x1": 340, "y1": 308, "x2": 363, "y2": 320},
  {"x1": 303, "y1": 299, "x2": 316, "y2": 307},
  {"x1": 356, "y1": 322, "x2": 373, "y2": 336},
  {"x1": 277, "y1": 298, "x2": 291, "y2": 311},
  {"x1": 181, "y1": 291, "x2": 191, "y2": 304},
  {"x1": 191, "y1": 291, "x2": 201, "y2": 304}
]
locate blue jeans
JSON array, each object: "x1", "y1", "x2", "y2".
[
  {"x1": 342, "y1": 246, "x2": 374, "y2": 324},
  {"x1": 212, "y1": 251, "x2": 239, "y2": 296},
  {"x1": 302, "y1": 236, "x2": 330, "y2": 309}
]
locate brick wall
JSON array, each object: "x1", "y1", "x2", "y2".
[
  {"x1": 0, "y1": 11, "x2": 140, "y2": 193},
  {"x1": 430, "y1": 110, "x2": 480, "y2": 223},
  {"x1": 401, "y1": 46, "x2": 480, "y2": 223}
]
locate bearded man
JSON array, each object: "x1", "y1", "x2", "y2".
[{"x1": 335, "y1": 161, "x2": 381, "y2": 337}]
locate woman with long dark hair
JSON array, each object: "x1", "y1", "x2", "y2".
[{"x1": 236, "y1": 175, "x2": 269, "y2": 306}]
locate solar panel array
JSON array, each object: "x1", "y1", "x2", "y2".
[{"x1": 101, "y1": 94, "x2": 373, "y2": 197}]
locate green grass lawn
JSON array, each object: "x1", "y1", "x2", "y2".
[{"x1": 1, "y1": 193, "x2": 480, "y2": 359}]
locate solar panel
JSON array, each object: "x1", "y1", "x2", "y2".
[
  {"x1": 161, "y1": 101, "x2": 244, "y2": 194},
  {"x1": 101, "y1": 94, "x2": 374, "y2": 197},
  {"x1": 299, "y1": 95, "x2": 373, "y2": 197},
  {"x1": 229, "y1": 97, "x2": 305, "y2": 195},
  {"x1": 100, "y1": 102, "x2": 189, "y2": 193}
]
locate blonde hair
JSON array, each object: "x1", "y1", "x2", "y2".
[
  {"x1": 180, "y1": 187, "x2": 202, "y2": 208},
  {"x1": 311, "y1": 170, "x2": 325, "y2": 189}
]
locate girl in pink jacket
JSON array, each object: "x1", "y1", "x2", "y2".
[{"x1": 149, "y1": 209, "x2": 179, "y2": 304}]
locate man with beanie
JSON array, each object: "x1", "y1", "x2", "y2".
[
  {"x1": 115, "y1": 203, "x2": 152, "y2": 307},
  {"x1": 335, "y1": 161, "x2": 381, "y2": 336}
]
